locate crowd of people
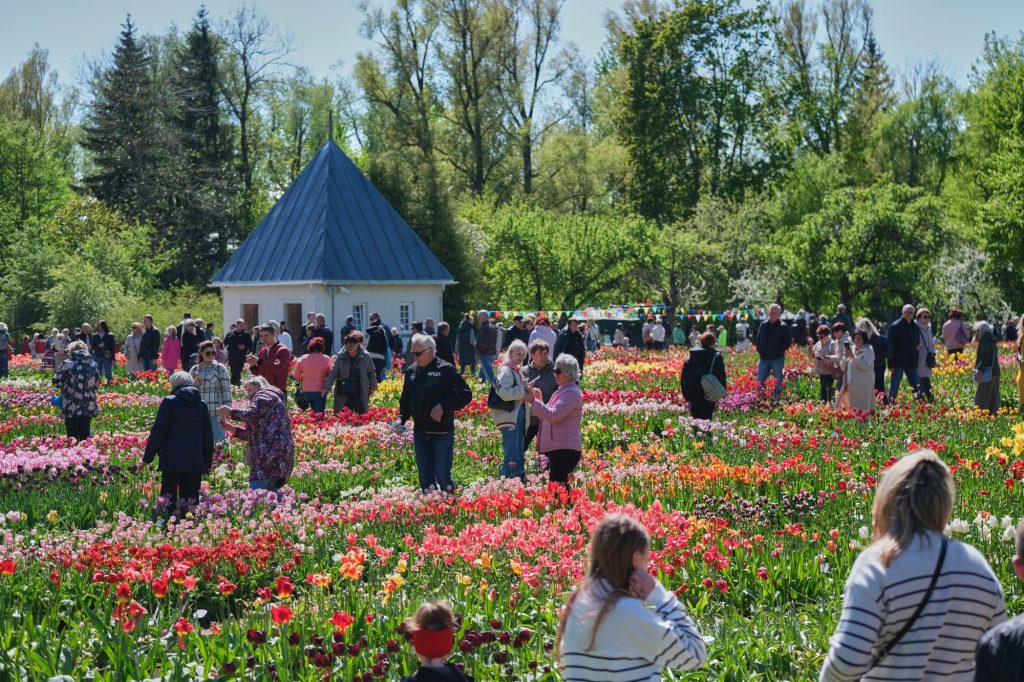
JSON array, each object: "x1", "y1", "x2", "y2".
[{"x1": 6, "y1": 301, "x2": 1024, "y2": 678}]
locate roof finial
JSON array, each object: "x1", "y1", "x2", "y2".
[{"x1": 328, "y1": 109, "x2": 334, "y2": 143}]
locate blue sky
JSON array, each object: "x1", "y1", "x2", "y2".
[{"x1": 2, "y1": 0, "x2": 1024, "y2": 90}]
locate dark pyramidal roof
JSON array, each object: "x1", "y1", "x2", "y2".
[{"x1": 211, "y1": 140, "x2": 454, "y2": 285}]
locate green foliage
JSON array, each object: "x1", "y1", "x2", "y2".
[
  {"x1": 786, "y1": 181, "x2": 949, "y2": 317},
  {"x1": 40, "y1": 262, "x2": 126, "y2": 333},
  {"x1": 468, "y1": 203, "x2": 647, "y2": 310},
  {"x1": 614, "y1": 0, "x2": 779, "y2": 221}
]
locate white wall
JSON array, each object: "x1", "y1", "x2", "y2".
[{"x1": 219, "y1": 283, "x2": 445, "y2": 345}]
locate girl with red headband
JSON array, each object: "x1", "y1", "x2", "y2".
[{"x1": 401, "y1": 600, "x2": 472, "y2": 682}]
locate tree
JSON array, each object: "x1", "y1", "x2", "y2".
[
  {"x1": 774, "y1": 0, "x2": 886, "y2": 164},
  {"x1": 220, "y1": 4, "x2": 292, "y2": 226},
  {"x1": 81, "y1": 16, "x2": 163, "y2": 225},
  {"x1": 168, "y1": 7, "x2": 239, "y2": 282},
  {"x1": 874, "y1": 65, "x2": 959, "y2": 194},
  {"x1": 492, "y1": 0, "x2": 572, "y2": 194},
  {"x1": 0, "y1": 44, "x2": 77, "y2": 160},
  {"x1": 435, "y1": 0, "x2": 509, "y2": 196},
  {"x1": 613, "y1": 0, "x2": 779, "y2": 221},
  {"x1": 787, "y1": 182, "x2": 949, "y2": 317},
  {"x1": 0, "y1": 117, "x2": 70, "y2": 229}
]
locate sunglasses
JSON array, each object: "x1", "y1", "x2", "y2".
[
  {"x1": 553, "y1": 368, "x2": 562, "y2": 375},
  {"x1": 202, "y1": 351, "x2": 215, "y2": 357},
  {"x1": 411, "y1": 349, "x2": 428, "y2": 358},
  {"x1": 345, "y1": 340, "x2": 358, "y2": 345}
]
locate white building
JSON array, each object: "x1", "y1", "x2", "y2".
[{"x1": 211, "y1": 140, "x2": 455, "y2": 352}]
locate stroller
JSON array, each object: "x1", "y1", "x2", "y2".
[{"x1": 42, "y1": 347, "x2": 56, "y2": 371}]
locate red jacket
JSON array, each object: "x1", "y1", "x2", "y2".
[{"x1": 253, "y1": 342, "x2": 292, "y2": 392}]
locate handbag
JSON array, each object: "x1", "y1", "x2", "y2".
[
  {"x1": 294, "y1": 383, "x2": 309, "y2": 410},
  {"x1": 487, "y1": 384, "x2": 516, "y2": 411},
  {"x1": 926, "y1": 351, "x2": 936, "y2": 369},
  {"x1": 335, "y1": 357, "x2": 360, "y2": 395},
  {"x1": 867, "y1": 536, "x2": 948, "y2": 671},
  {"x1": 974, "y1": 344, "x2": 998, "y2": 384},
  {"x1": 701, "y1": 352, "x2": 727, "y2": 402}
]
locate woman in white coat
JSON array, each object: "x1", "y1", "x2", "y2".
[{"x1": 836, "y1": 330, "x2": 876, "y2": 414}]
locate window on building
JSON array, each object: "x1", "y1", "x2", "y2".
[
  {"x1": 399, "y1": 303, "x2": 413, "y2": 332},
  {"x1": 241, "y1": 304, "x2": 259, "y2": 331},
  {"x1": 284, "y1": 304, "x2": 302, "y2": 339},
  {"x1": 352, "y1": 304, "x2": 366, "y2": 331}
]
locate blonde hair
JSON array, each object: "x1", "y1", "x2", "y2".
[
  {"x1": 558, "y1": 514, "x2": 650, "y2": 652},
  {"x1": 871, "y1": 450, "x2": 954, "y2": 567},
  {"x1": 66, "y1": 340, "x2": 87, "y2": 354},
  {"x1": 504, "y1": 339, "x2": 528, "y2": 363}
]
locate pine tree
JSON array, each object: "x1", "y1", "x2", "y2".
[
  {"x1": 81, "y1": 16, "x2": 161, "y2": 224},
  {"x1": 167, "y1": 6, "x2": 237, "y2": 283}
]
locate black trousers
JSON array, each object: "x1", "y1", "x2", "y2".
[
  {"x1": 684, "y1": 392, "x2": 716, "y2": 420},
  {"x1": 524, "y1": 423, "x2": 540, "y2": 451},
  {"x1": 229, "y1": 358, "x2": 245, "y2": 385},
  {"x1": 160, "y1": 471, "x2": 203, "y2": 509},
  {"x1": 920, "y1": 376, "x2": 934, "y2": 402},
  {"x1": 545, "y1": 449, "x2": 581, "y2": 485},
  {"x1": 818, "y1": 375, "x2": 835, "y2": 403},
  {"x1": 65, "y1": 416, "x2": 92, "y2": 441},
  {"x1": 334, "y1": 391, "x2": 367, "y2": 415}
]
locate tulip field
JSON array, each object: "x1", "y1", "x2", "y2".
[{"x1": 1, "y1": 346, "x2": 1023, "y2": 681}]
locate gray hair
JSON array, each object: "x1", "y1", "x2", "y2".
[
  {"x1": 0, "y1": 322, "x2": 6, "y2": 333},
  {"x1": 856, "y1": 317, "x2": 879, "y2": 336},
  {"x1": 506, "y1": 339, "x2": 528, "y2": 361},
  {"x1": 554, "y1": 353, "x2": 580, "y2": 381},
  {"x1": 438, "y1": 321, "x2": 450, "y2": 334},
  {"x1": 243, "y1": 375, "x2": 272, "y2": 391},
  {"x1": 168, "y1": 371, "x2": 194, "y2": 390},
  {"x1": 267, "y1": 319, "x2": 280, "y2": 334},
  {"x1": 66, "y1": 340, "x2": 87, "y2": 353},
  {"x1": 315, "y1": 314, "x2": 327, "y2": 325},
  {"x1": 974, "y1": 321, "x2": 991, "y2": 335},
  {"x1": 411, "y1": 333, "x2": 435, "y2": 351}
]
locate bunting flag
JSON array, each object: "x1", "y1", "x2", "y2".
[{"x1": 464, "y1": 303, "x2": 765, "y2": 322}]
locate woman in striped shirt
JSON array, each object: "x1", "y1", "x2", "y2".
[
  {"x1": 558, "y1": 514, "x2": 707, "y2": 681},
  {"x1": 821, "y1": 450, "x2": 1007, "y2": 681}
]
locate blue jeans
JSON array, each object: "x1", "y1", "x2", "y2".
[
  {"x1": 94, "y1": 355, "x2": 113, "y2": 381},
  {"x1": 210, "y1": 413, "x2": 225, "y2": 442},
  {"x1": 142, "y1": 357, "x2": 157, "y2": 372},
  {"x1": 303, "y1": 391, "x2": 327, "y2": 414},
  {"x1": 499, "y1": 409, "x2": 526, "y2": 480},
  {"x1": 478, "y1": 355, "x2": 496, "y2": 384},
  {"x1": 413, "y1": 431, "x2": 455, "y2": 492},
  {"x1": 757, "y1": 356, "x2": 786, "y2": 400},
  {"x1": 888, "y1": 366, "x2": 921, "y2": 401},
  {"x1": 0, "y1": 351, "x2": 8, "y2": 379}
]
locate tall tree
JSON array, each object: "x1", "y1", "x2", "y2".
[
  {"x1": 613, "y1": 0, "x2": 779, "y2": 221},
  {"x1": 220, "y1": 5, "x2": 291, "y2": 226},
  {"x1": 168, "y1": 6, "x2": 238, "y2": 282},
  {"x1": 435, "y1": 0, "x2": 508, "y2": 196},
  {"x1": 774, "y1": 0, "x2": 882, "y2": 160},
  {"x1": 81, "y1": 16, "x2": 162, "y2": 225},
  {"x1": 0, "y1": 44, "x2": 77, "y2": 157},
  {"x1": 492, "y1": 0, "x2": 572, "y2": 194}
]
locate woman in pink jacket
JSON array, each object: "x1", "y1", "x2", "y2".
[{"x1": 524, "y1": 353, "x2": 583, "y2": 486}]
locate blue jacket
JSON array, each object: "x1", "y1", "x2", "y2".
[
  {"x1": 755, "y1": 320, "x2": 791, "y2": 361},
  {"x1": 143, "y1": 386, "x2": 214, "y2": 472},
  {"x1": 886, "y1": 317, "x2": 921, "y2": 369}
]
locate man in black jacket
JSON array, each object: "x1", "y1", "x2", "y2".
[
  {"x1": 502, "y1": 315, "x2": 529, "y2": 350},
  {"x1": 974, "y1": 521, "x2": 1024, "y2": 681},
  {"x1": 392, "y1": 334, "x2": 473, "y2": 493},
  {"x1": 140, "y1": 315, "x2": 162, "y2": 372},
  {"x1": 365, "y1": 312, "x2": 391, "y2": 380},
  {"x1": 553, "y1": 318, "x2": 587, "y2": 374},
  {"x1": 433, "y1": 321, "x2": 456, "y2": 364},
  {"x1": 315, "y1": 314, "x2": 335, "y2": 355},
  {"x1": 886, "y1": 304, "x2": 922, "y2": 402},
  {"x1": 755, "y1": 304, "x2": 791, "y2": 402},
  {"x1": 224, "y1": 319, "x2": 253, "y2": 386}
]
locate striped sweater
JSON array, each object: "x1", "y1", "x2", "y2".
[
  {"x1": 560, "y1": 578, "x2": 707, "y2": 681},
  {"x1": 820, "y1": 530, "x2": 1006, "y2": 681}
]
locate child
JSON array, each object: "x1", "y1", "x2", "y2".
[
  {"x1": 401, "y1": 601, "x2": 473, "y2": 682},
  {"x1": 558, "y1": 514, "x2": 707, "y2": 680}
]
